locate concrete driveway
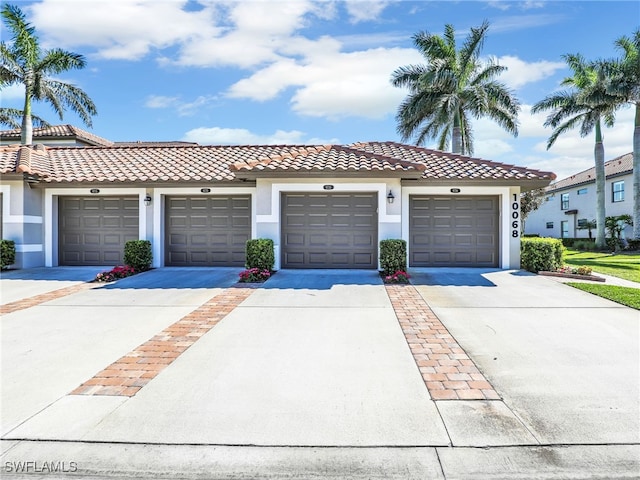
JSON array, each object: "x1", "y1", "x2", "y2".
[{"x1": 1, "y1": 267, "x2": 638, "y2": 479}]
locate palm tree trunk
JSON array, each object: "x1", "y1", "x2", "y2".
[
  {"x1": 452, "y1": 109, "x2": 462, "y2": 154},
  {"x1": 20, "y1": 91, "x2": 32, "y2": 145},
  {"x1": 594, "y1": 121, "x2": 606, "y2": 249},
  {"x1": 633, "y1": 104, "x2": 640, "y2": 240}
]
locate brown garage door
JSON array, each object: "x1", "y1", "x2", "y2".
[
  {"x1": 165, "y1": 196, "x2": 250, "y2": 266},
  {"x1": 59, "y1": 196, "x2": 139, "y2": 266},
  {"x1": 410, "y1": 195, "x2": 499, "y2": 267},
  {"x1": 281, "y1": 192, "x2": 378, "y2": 269}
]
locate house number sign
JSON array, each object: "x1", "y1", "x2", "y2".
[{"x1": 511, "y1": 193, "x2": 520, "y2": 237}]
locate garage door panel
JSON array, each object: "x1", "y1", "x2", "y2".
[
  {"x1": 281, "y1": 192, "x2": 377, "y2": 269},
  {"x1": 454, "y1": 216, "x2": 473, "y2": 228},
  {"x1": 410, "y1": 196, "x2": 498, "y2": 267},
  {"x1": 476, "y1": 216, "x2": 496, "y2": 228},
  {"x1": 434, "y1": 216, "x2": 453, "y2": 228},
  {"x1": 476, "y1": 199, "x2": 496, "y2": 210},
  {"x1": 84, "y1": 216, "x2": 101, "y2": 228},
  {"x1": 165, "y1": 196, "x2": 250, "y2": 267},
  {"x1": 59, "y1": 196, "x2": 140, "y2": 266},
  {"x1": 104, "y1": 234, "x2": 123, "y2": 245},
  {"x1": 353, "y1": 234, "x2": 373, "y2": 247},
  {"x1": 309, "y1": 234, "x2": 329, "y2": 246},
  {"x1": 284, "y1": 233, "x2": 305, "y2": 247}
]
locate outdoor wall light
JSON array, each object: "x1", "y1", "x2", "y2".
[
  {"x1": 387, "y1": 190, "x2": 395, "y2": 204},
  {"x1": 144, "y1": 194, "x2": 152, "y2": 207}
]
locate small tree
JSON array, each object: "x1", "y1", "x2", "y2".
[
  {"x1": 577, "y1": 219, "x2": 597, "y2": 240},
  {"x1": 605, "y1": 214, "x2": 633, "y2": 251},
  {"x1": 520, "y1": 188, "x2": 546, "y2": 232}
]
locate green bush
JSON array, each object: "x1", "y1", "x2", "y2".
[
  {"x1": 573, "y1": 239, "x2": 596, "y2": 251},
  {"x1": 626, "y1": 239, "x2": 640, "y2": 251},
  {"x1": 124, "y1": 240, "x2": 152, "y2": 271},
  {"x1": 520, "y1": 237, "x2": 564, "y2": 273},
  {"x1": 1, "y1": 240, "x2": 16, "y2": 269},
  {"x1": 245, "y1": 238, "x2": 274, "y2": 271},
  {"x1": 379, "y1": 239, "x2": 407, "y2": 275}
]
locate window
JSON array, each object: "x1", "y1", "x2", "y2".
[
  {"x1": 561, "y1": 221, "x2": 569, "y2": 238},
  {"x1": 546, "y1": 222, "x2": 554, "y2": 229},
  {"x1": 546, "y1": 195, "x2": 554, "y2": 202},
  {"x1": 612, "y1": 181, "x2": 624, "y2": 202},
  {"x1": 577, "y1": 188, "x2": 588, "y2": 195},
  {"x1": 560, "y1": 193, "x2": 569, "y2": 210},
  {"x1": 577, "y1": 218, "x2": 587, "y2": 228}
]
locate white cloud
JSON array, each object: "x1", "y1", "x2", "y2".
[
  {"x1": 182, "y1": 126, "x2": 338, "y2": 145},
  {"x1": 145, "y1": 94, "x2": 218, "y2": 117},
  {"x1": 30, "y1": 0, "x2": 219, "y2": 60},
  {"x1": 228, "y1": 46, "x2": 423, "y2": 119},
  {"x1": 344, "y1": 1, "x2": 392, "y2": 23},
  {"x1": 145, "y1": 95, "x2": 180, "y2": 109},
  {"x1": 497, "y1": 55, "x2": 565, "y2": 89}
]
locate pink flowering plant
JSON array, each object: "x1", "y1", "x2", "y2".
[
  {"x1": 238, "y1": 267, "x2": 272, "y2": 283},
  {"x1": 95, "y1": 265, "x2": 138, "y2": 283},
  {"x1": 557, "y1": 265, "x2": 593, "y2": 276},
  {"x1": 384, "y1": 270, "x2": 411, "y2": 284}
]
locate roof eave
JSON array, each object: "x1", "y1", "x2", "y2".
[{"x1": 402, "y1": 178, "x2": 554, "y2": 190}]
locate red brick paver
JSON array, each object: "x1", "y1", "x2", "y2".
[
  {"x1": 385, "y1": 284, "x2": 500, "y2": 401},
  {"x1": 70, "y1": 286, "x2": 255, "y2": 397},
  {"x1": 0, "y1": 283, "x2": 98, "y2": 315}
]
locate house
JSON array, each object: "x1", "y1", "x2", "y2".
[
  {"x1": 524, "y1": 153, "x2": 633, "y2": 240},
  {"x1": 0, "y1": 124, "x2": 198, "y2": 148},
  {"x1": 0, "y1": 133, "x2": 555, "y2": 270},
  {"x1": 0, "y1": 124, "x2": 114, "y2": 147}
]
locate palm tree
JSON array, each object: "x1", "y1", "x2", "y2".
[
  {"x1": 532, "y1": 54, "x2": 622, "y2": 248},
  {"x1": 391, "y1": 21, "x2": 520, "y2": 155},
  {"x1": 0, "y1": 107, "x2": 49, "y2": 129},
  {"x1": 0, "y1": 4, "x2": 96, "y2": 145},
  {"x1": 607, "y1": 29, "x2": 640, "y2": 240}
]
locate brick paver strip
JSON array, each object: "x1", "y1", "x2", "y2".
[
  {"x1": 0, "y1": 282, "x2": 98, "y2": 315},
  {"x1": 385, "y1": 284, "x2": 500, "y2": 401},
  {"x1": 70, "y1": 286, "x2": 256, "y2": 397}
]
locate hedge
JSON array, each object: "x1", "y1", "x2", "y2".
[
  {"x1": 246, "y1": 238, "x2": 275, "y2": 271},
  {"x1": 124, "y1": 240, "x2": 152, "y2": 271},
  {"x1": 379, "y1": 239, "x2": 407, "y2": 275},
  {"x1": 1, "y1": 240, "x2": 16, "y2": 269},
  {"x1": 520, "y1": 237, "x2": 564, "y2": 273}
]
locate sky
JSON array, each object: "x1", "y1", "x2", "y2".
[{"x1": 1, "y1": 0, "x2": 638, "y2": 180}]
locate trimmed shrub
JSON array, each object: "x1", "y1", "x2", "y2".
[
  {"x1": 1, "y1": 240, "x2": 16, "y2": 269},
  {"x1": 124, "y1": 240, "x2": 152, "y2": 271},
  {"x1": 573, "y1": 239, "x2": 596, "y2": 251},
  {"x1": 520, "y1": 237, "x2": 564, "y2": 273},
  {"x1": 245, "y1": 238, "x2": 275, "y2": 271},
  {"x1": 626, "y1": 239, "x2": 640, "y2": 251},
  {"x1": 379, "y1": 239, "x2": 407, "y2": 275}
]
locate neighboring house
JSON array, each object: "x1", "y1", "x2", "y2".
[
  {"x1": 0, "y1": 124, "x2": 114, "y2": 147},
  {"x1": 0, "y1": 137, "x2": 554, "y2": 270},
  {"x1": 525, "y1": 153, "x2": 633, "y2": 240},
  {"x1": 0, "y1": 124, "x2": 198, "y2": 148}
]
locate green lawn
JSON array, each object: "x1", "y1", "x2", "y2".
[
  {"x1": 566, "y1": 282, "x2": 640, "y2": 310},
  {"x1": 563, "y1": 250, "x2": 640, "y2": 283}
]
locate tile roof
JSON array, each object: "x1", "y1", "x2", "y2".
[
  {"x1": 0, "y1": 141, "x2": 555, "y2": 185},
  {"x1": 230, "y1": 144, "x2": 426, "y2": 175},
  {"x1": 0, "y1": 124, "x2": 114, "y2": 147},
  {"x1": 114, "y1": 141, "x2": 199, "y2": 147},
  {"x1": 546, "y1": 153, "x2": 633, "y2": 192},
  {"x1": 348, "y1": 141, "x2": 556, "y2": 181}
]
